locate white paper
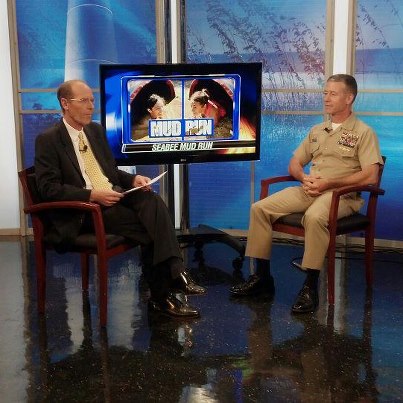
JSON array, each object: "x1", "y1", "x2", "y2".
[{"x1": 123, "y1": 170, "x2": 167, "y2": 195}]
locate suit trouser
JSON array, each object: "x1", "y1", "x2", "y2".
[
  {"x1": 101, "y1": 190, "x2": 181, "y2": 264},
  {"x1": 101, "y1": 190, "x2": 182, "y2": 299},
  {"x1": 245, "y1": 186, "x2": 364, "y2": 270}
]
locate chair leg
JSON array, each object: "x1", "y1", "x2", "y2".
[
  {"x1": 98, "y1": 258, "x2": 108, "y2": 327},
  {"x1": 327, "y1": 241, "x2": 336, "y2": 305},
  {"x1": 365, "y1": 229, "x2": 375, "y2": 286},
  {"x1": 35, "y1": 241, "x2": 46, "y2": 314},
  {"x1": 81, "y1": 253, "x2": 90, "y2": 291}
]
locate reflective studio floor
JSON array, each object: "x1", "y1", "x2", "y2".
[{"x1": 1, "y1": 236, "x2": 403, "y2": 402}]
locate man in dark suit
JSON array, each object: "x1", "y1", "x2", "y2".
[{"x1": 35, "y1": 79, "x2": 206, "y2": 318}]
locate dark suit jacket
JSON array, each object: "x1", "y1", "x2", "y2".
[{"x1": 35, "y1": 120, "x2": 135, "y2": 248}]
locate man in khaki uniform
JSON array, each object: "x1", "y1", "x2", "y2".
[{"x1": 230, "y1": 74, "x2": 383, "y2": 313}]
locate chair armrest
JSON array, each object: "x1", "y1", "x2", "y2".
[
  {"x1": 25, "y1": 201, "x2": 109, "y2": 250},
  {"x1": 328, "y1": 185, "x2": 385, "y2": 226},
  {"x1": 260, "y1": 175, "x2": 298, "y2": 199},
  {"x1": 24, "y1": 200, "x2": 100, "y2": 215},
  {"x1": 330, "y1": 184, "x2": 385, "y2": 199}
]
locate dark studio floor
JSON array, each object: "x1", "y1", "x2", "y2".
[{"x1": 0, "y1": 235, "x2": 402, "y2": 402}]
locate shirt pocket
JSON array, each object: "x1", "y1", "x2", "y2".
[
  {"x1": 309, "y1": 141, "x2": 320, "y2": 157},
  {"x1": 336, "y1": 131, "x2": 359, "y2": 158},
  {"x1": 335, "y1": 145, "x2": 357, "y2": 158}
]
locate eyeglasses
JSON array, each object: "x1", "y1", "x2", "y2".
[{"x1": 68, "y1": 97, "x2": 95, "y2": 105}]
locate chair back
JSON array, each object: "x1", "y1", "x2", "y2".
[
  {"x1": 365, "y1": 156, "x2": 386, "y2": 220},
  {"x1": 18, "y1": 166, "x2": 51, "y2": 241},
  {"x1": 377, "y1": 156, "x2": 386, "y2": 186},
  {"x1": 18, "y1": 166, "x2": 41, "y2": 209}
]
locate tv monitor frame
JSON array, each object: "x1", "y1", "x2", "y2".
[{"x1": 99, "y1": 62, "x2": 262, "y2": 165}]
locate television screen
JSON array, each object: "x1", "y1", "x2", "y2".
[{"x1": 99, "y1": 62, "x2": 262, "y2": 165}]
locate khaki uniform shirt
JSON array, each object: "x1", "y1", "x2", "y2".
[{"x1": 294, "y1": 113, "x2": 383, "y2": 179}]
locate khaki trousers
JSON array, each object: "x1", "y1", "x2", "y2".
[{"x1": 245, "y1": 186, "x2": 364, "y2": 270}]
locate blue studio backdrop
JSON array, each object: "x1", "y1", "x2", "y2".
[{"x1": 15, "y1": 0, "x2": 403, "y2": 242}]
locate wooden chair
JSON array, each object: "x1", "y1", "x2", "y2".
[
  {"x1": 18, "y1": 166, "x2": 139, "y2": 327},
  {"x1": 259, "y1": 158, "x2": 385, "y2": 305}
]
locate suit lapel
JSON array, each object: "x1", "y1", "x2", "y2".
[{"x1": 58, "y1": 121, "x2": 83, "y2": 177}]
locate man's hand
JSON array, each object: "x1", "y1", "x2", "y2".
[
  {"x1": 302, "y1": 175, "x2": 329, "y2": 197},
  {"x1": 90, "y1": 189, "x2": 124, "y2": 206},
  {"x1": 133, "y1": 174, "x2": 152, "y2": 191},
  {"x1": 301, "y1": 164, "x2": 380, "y2": 197}
]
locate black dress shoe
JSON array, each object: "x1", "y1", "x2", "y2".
[
  {"x1": 229, "y1": 274, "x2": 275, "y2": 297},
  {"x1": 291, "y1": 285, "x2": 319, "y2": 314},
  {"x1": 171, "y1": 271, "x2": 207, "y2": 295},
  {"x1": 148, "y1": 292, "x2": 200, "y2": 318}
]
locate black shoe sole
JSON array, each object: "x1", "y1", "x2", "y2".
[
  {"x1": 153, "y1": 310, "x2": 200, "y2": 319},
  {"x1": 230, "y1": 293, "x2": 275, "y2": 304},
  {"x1": 229, "y1": 288, "x2": 275, "y2": 298},
  {"x1": 170, "y1": 287, "x2": 207, "y2": 296},
  {"x1": 291, "y1": 305, "x2": 318, "y2": 314},
  {"x1": 148, "y1": 304, "x2": 200, "y2": 319}
]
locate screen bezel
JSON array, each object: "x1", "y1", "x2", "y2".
[{"x1": 99, "y1": 62, "x2": 262, "y2": 165}]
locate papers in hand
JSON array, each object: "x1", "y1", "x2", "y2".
[{"x1": 123, "y1": 171, "x2": 167, "y2": 195}]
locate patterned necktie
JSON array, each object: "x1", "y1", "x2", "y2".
[{"x1": 78, "y1": 131, "x2": 112, "y2": 190}]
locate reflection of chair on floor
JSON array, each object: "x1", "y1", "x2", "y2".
[
  {"x1": 259, "y1": 157, "x2": 386, "y2": 304},
  {"x1": 37, "y1": 292, "x2": 111, "y2": 401},
  {"x1": 19, "y1": 166, "x2": 139, "y2": 327},
  {"x1": 230, "y1": 290, "x2": 377, "y2": 401},
  {"x1": 325, "y1": 289, "x2": 377, "y2": 400},
  {"x1": 34, "y1": 285, "x2": 210, "y2": 402}
]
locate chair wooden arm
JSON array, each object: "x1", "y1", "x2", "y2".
[
  {"x1": 330, "y1": 184, "x2": 385, "y2": 199},
  {"x1": 260, "y1": 175, "x2": 298, "y2": 199},
  {"x1": 24, "y1": 200, "x2": 100, "y2": 214},
  {"x1": 25, "y1": 200, "x2": 108, "y2": 251},
  {"x1": 328, "y1": 185, "x2": 385, "y2": 226}
]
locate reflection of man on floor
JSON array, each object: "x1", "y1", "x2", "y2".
[{"x1": 239, "y1": 306, "x2": 376, "y2": 401}]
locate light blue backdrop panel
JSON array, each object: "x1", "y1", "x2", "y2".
[
  {"x1": 16, "y1": 0, "x2": 156, "y2": 88},
  {"x1": 186, "y1": 0, "x2": 327, "y2": 230},
  {"x1": 355, "y1": 115, "x2": 403, "y2": 241},
  {"x1": 189, "y1": 161, "x2": 252, "y2": 230},
  {"x1": 16, "y1": 0, "x2": 157, "y2": 169},
  {"x1": 186, "y1": 0, "x2": 403, "y2": 241},
  {"x1": 15, "y1": 0, "x2": 403, "y2": 240},
  {"x1": 186, "y1": 0, "x2": 326, "y2": 86},
  {"x1": 355, "y1": 0, "x2": 403, "y2": 241}
]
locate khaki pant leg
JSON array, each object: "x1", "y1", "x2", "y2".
[
  {"x1": 302, "y1": 192, "x2": 364, "y2": 270},
  {"x1": 245, "y1": 186, "x2": 312, "y2": 259}
]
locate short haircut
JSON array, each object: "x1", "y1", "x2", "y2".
[
  {"x1": 327, "y1": 74, "x2": 358, "y2": 101},
  {"x1": 57, "y1": 79, "x2": 87, "y2": 110}
]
